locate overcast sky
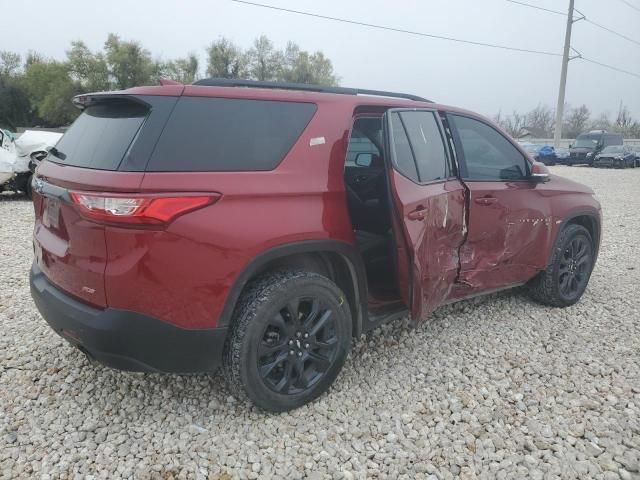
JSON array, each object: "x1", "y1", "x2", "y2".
[{"x1": 2, "y1": 0, "x2": 639, "y2": 118}]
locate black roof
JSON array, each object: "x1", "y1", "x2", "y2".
[{"x1": 192, "y1": 78, "x2": 432, "y2": 103}]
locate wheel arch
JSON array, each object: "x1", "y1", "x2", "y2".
[
  {"x1": 547, "y1": 211, "x2": 601, "y2": 268},
  {"x1": 216, "y1": 240, "x2": 368, "y2": 337}
]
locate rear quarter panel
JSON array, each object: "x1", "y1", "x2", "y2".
[{"x1": 104, "y1": 101, "x2": 358, "y2": 329}]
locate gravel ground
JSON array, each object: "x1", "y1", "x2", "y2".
[{"x1": 1, "y1": 166, "x2": 639, "y2": 480}]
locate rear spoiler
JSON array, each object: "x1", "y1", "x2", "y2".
[{"x1": 72, "y1": 93, "x2": 151, "y2": 111}]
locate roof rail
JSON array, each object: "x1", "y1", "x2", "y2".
[{"x1": 192, "y1": 78, "x2": 432, "y2": 102}]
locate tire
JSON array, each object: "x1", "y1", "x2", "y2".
[
  {"x1": 223, "y1": 270, "x2": 352, "y2": 412},
  {"x1": 527, "y1": 224, "x2": 595, "y2": 307}
]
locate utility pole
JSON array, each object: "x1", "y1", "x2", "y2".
[{"x1": 553, "y1": 0, "x2": 575, "y2": 148}]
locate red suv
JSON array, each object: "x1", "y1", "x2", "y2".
[{"x1": 30, "y1": 79, "x2": 601, "y2": 411}]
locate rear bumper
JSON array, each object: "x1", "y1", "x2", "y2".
[{"x1": 30, "y1": 263, "x2": 227, "y2": 373}]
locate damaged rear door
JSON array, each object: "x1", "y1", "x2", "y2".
[
  {"x1": 447, "y1": 113, "x2": 551, "y2": 290},
  {"x1": 384, "y1": 109, "x2": 466, "y2": 321}
]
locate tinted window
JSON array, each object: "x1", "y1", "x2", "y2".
[
  {"x1": 603, "y1": 134, "x2": 623, "y2": 147},
  {"x1": 389, "y1": 113, "x2": 419, "y2": 182},
  {"x1": 399, "y1": 111, "x2": 448, "y2": 182},
  {"x1": 451, "y1": 115, "x2": 528, "y2": 180},
  {"x1": 574, "y1": 134, "x2": 600, "y2": 148},
  {"x1": 346, "y1": 118, "x2": 381, "y2": 167},
  {"x1": 602, "y1": 145, "x2": 623, "y2": 154},
  {"x1": 51, "y1": 100, "x2": 148, "y2": 170},
  {"x1": 146, "y1": 97, "x2": 316, "y2": 172}
]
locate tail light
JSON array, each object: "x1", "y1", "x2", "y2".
[{"x1": 69, "y1": 192, "x2": 220, "y2": 226}]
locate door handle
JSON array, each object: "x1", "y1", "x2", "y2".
[
  {"x1": 474, "y1": 196, "x2": 498, "y2": 206},
  {"x1": 407, "y1": 206, "x2": 426, "y2": 221}
]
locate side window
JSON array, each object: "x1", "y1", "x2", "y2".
[
  {"x1": 345, "y1": 118, "x2": 381, "y2": 168},
  {"x1": 399, "y1": 111, "x2": 448, "y2": 182},
  {"x1": 389, "y1": 113, "x2": 419, "y2": 182},
  {"x1": 450, "y1": 115, "x2": 528, "y2": 181}
]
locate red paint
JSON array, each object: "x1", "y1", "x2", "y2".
[
  {"x1": 389, "y1": 171, "x2": 466, "y2": 320},
  {"x1": 32, "y1": 83, "x2": 601, "y2": 331}
]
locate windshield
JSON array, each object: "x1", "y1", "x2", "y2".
[
  {"x1": 601, "y1": 146, "x2": 623, "y2": 154},
  {"x1": 574, "y1": 135, "x2": 600, "y2": 148}
]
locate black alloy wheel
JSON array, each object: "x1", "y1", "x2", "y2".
[
  {"x1": 257, "y1": 297, "x2": 339, "y2": 395},
  {"x1": 557, "y1": 235, "x2": 592, "y2": 300},
  {"x1": 224, "y1": 270, "x2": 351, "y2": 412}
]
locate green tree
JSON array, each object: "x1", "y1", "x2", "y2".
[
  {"x1": 0, "y1": 77, "x2": 31, "y2": 130},
  {"x1": 247, "y1": 35, "x2": 280, "y2": 81},
  {"x1": 206, "y1": 38, "x2": 247, "y2": 79},
  {"x1": 0, "y1": 51, "x2": 21, "y2": 77},
  {"x1": 22, "y1": 60, "x2": 79, "y2": 126},
  {"x1": 161, "y1": 54, "x2": 200, "y2": 83},
  {"x1": 104, "y1": 34, "x2": 157, "y2": 89},
  {"x1": 67, "y1": 41, "x2": 111, "y2": 91}
]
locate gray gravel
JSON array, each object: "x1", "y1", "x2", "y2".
[{"x1": 1, "y1": 166, "x2": 639, "y2": 479}]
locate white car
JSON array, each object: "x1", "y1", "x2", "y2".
[{"x1": 0, "y1": 129, "x2": 62, "y2": 198}]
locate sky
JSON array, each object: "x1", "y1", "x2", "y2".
[{"x1": 1, "y1": 0, "x2": 639, "y2": 119}]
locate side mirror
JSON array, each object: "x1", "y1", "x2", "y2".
[
  {"x1": 530, "y1": 161, "x2": 550, "y2": 183},
  {"x1": 354, "y1": 152, "x2": 373, "y2": 167}
]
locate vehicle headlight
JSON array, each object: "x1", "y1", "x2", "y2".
[
  {"x1": 595, "y1": 155, "x2": 600, "y2": 160},
  {"x1": 586, "y1": 152, "x2": 593, "y2": 157}
]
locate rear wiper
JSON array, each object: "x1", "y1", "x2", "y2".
[{"x1": 47, "y1": 146, "x2": 67, "y2": 160}]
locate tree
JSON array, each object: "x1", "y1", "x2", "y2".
[
  {"x1": 0, "y1": 51, "x2": 21, "y2": 77},
  {"x1": 247, "y1": 35, "x2": 280, "y2": 81},
  {"x1": 67, "y1": 41, "x2": 111, "y2": 91},
  {"x1": 0, "y1": 77, "x2": 31, "y2": 130},
  {"x1": 104, "y1": 34, "x2": 157, "y2": 89},
  {"x1": 205, "y1": 36, "x2": 338, "y2": 86},
  {"x1": 206, "y1": 38, "x2": 247, "y2": 79},
  {"x1": 494, "y1": 110, "x2": 527, "y2": 138},
  {"x1": 563, "y1": 105, "x2": 590, "y2": 138},
  {"x1": 590, "y1": 112, "x2": 611, "y2": 131},
  {"x1": 526, "y1": 104, "x2": 554, "y2": 137},
  {"x1": 22, "y1": 59, "x2": 79, "y2": 126},
  {"x1": 161, "y1": 54, "x2": 199, "y2": 84}
]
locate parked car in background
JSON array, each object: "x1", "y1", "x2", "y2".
[
  {"x1": 555, "y1": 147, "x2": 570, "y2": 163},
  {"x1": 520, "y1": 142, "x2": 557, "y2": 166},
  {"x1": 31, "y1": 79, "x2": 601, "y2": 411},
  {"x1": 631, "y1": 146, "x2": 640, "y2": 167},
  {"x1": 567, "y1": 130, "x2": 623, "y2": 166},
  {"x1": 0, "y1": 130, "x2": 62, "y2": 198},
  {"x1": 0, "y1": 129, "x2": 17, "y2": 186},
  {"x1": 593, "y1": 145, "x2": 637, "y2": 168}
]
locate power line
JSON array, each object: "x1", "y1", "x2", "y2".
[
  {"x1": 230, "y1": 0, "x2": 640, "y2": 81},
  {"x1": 230, "y1": 0, "x2": 562, "y2": 57},
  {"x1": 581, "y1": 56, "x2": 640, "y2": 79},
  {"x1": 583, "y1": 17, "x2": 640, "y2": 47},
  {"x1": 505, "y1": 0, "x2": 566, "y2": 16},
  {"x1": 506, "y1": 0, "x2": 640, "y2": 48},
  {"x1": 618, "y1": 0, "x2": 640, "y2": 13}
]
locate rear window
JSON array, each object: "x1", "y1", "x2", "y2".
[
  {"x1": 146, "y1": 97, "x2": 317, "y2": 172},
  {"x1": 50, "y1": 100, "x2": 148, "y2": 170}
]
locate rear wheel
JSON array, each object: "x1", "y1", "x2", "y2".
[
  {"x1": 223, "y1": 270, "x2": 352, "y2": 412},
  {"x1": 527, "y1": 224, "x2": 594, "y2": 307}
]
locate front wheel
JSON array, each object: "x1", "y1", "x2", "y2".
[
  {"x1": 527, "y1": 224, "x2": 595, "y2": 307},
  {"x1": 223, "y1": 270, "x2": 352, "y2": 412}
]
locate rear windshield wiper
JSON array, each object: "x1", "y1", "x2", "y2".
[{"x1": 48, "y1": 146, "x2": 67, "y2": 160}]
